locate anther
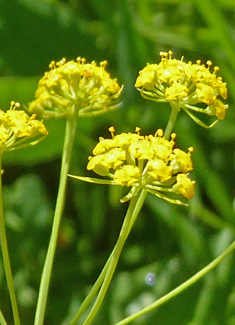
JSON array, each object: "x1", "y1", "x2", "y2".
[
  {"x1": 171, "y1": 133, "x2": 176, "y2": 140},
  {"x1": 100, "y1": 61, "x2": 108, "y2": 68},
  {"x1": 56, "y1": 58, "x2": 66, "y2": 67},
  {"x1": 206, "y1": 60, "x2": 212, "y2": 69},
  {"x1": 160, "y1": 51, "x2": 168, "y2": 60},
  {"x1": 77, "y1": 57, "x2": 86, "y2": 64},
  {"x1": 108, "y1": 126, "x2": 115, "y2": 137},
  {"x1": 49, "y1": 61, "x2": 56, "y2": 69},
  {"x1": 155, "y1": 129, "x2": 163, "y2": 137},
  {"x1": 10, "y1": 101, "x2": 20, "y2": 110},
  {"x1": 188, "y1": 147, "x2": 194, "y2": 153}
]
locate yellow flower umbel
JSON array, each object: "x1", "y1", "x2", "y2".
[
  {"x1": 0, "y1": 101, "x2": 48, "y2": 152},
  {"x1": 28, "y1": 58, "x2": 122, "y2": 118},
  {"x1": 135, "y1": 51, "x2": 228, "y2": 127},
  {"x1": 70, "y1": 127, "x2": 195, "y2": 205}
]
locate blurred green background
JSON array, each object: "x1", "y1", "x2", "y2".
[{"x1": 0, "y1": 0, "x2": 235, "y2": 324}]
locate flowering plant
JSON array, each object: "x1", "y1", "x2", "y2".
[{"x1": 0, "y1": 51, "x2": 234, "y2": 325}]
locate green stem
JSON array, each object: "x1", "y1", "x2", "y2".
[
  {"x1": 0, "y1": 156, "x2": 21, "y2": 325},
  {"x1": 82, "y1": 190, "x2": 147, "y2": 325},
  {"x1": 69, "y1": 254, "x2": 112, "y2": 324},
  {"x1": 164, "y1": 103, "x2": 180, "y2": 140},
  {"x1": 0, "y1": 309, "x2": 8, "y2": 325},
  {"x1": 34, "y1": 110, "x2": 79, "y2": 325},
  {"x1": 69, "y1": 190, "x2": 147, "y2": 325},
  {"x1": 115, "y1": 239, "x2": 235, "y2": 325}
]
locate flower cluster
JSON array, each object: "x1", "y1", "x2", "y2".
[
  {"x1": 135, "y1": 51, "x2": 228, "y2": 127},
  {"x1": 71, "y1": 127, "x2": 195, "y2": 205},
  {"x1": 0, "y1": 101, "x2": 48, "y2": 152},
  {"x1": 28, "y1": 58, "x2": 122, "y2": 119}
]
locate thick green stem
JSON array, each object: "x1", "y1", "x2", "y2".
[
  {"x1": 0, "y1": 155, "x2": 21, "y2": 325},
  {"x1": 69, "y1": 190, "x2": 147, "y2": 325},
  {"x1": 34, "y1": 111, "x2": 79, "y2": 325},
  {"x1": 115, "y1": 239, "x2": 235, "y2": 325},
  {"x1": 164, "y1": 103, "x2": 180, "y2": 140},
  {"x1": 82, "y1": 190, "x2": 147, "y2": 325}
]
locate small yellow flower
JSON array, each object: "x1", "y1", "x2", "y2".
[
  {"x1": 28, "y1": 58, "x2": 122, "y2": 119},
  {"x1": 114, "y1": 165, "x2": 140, "y2": 187},
  {"x1": 172, "y1": 174, "x2": 195, "y2": 199},
  {"x1": 165, "y1": 83, "x2": 189, "y2": 102},
  {"x1": 70, "y1": 127, "x2": 195, "y2": 205},
  {"x1": 146, "y1": 159, "x2": 171, "y2": 182},
  {"x1": 0, "y1": 102, "x2": 48, "y2": 152},
  {"x1": 170, "y1": 148, "x2": 193, "y2": 173},
  {"x1": 135, "y1": 51, "x2": 228, "y2": 127}
]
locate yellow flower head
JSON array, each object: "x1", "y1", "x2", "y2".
[
  {"x1": 0, "y1": 101, "x2": 48, "y2": 152},
  {"x1": 71, "y1": 127, "x2": 195, "y2": 205},
  {"x1": 28, "y1": 58, "x2": 122, "y2": 118},
  {"x1": 135, "y1": 51, "x2": 228, "y2": 127}
]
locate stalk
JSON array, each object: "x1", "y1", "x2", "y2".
[
  {"x1": 34, "y1": 109, "x2": 79, "y2": 325},
  {"x1": 164, "y1": 103, "x2": 180, "y2": 140},
  {"x1": 69, "y1": 190, "x2": 147, "y2": 325},
  {"x1": 0, "y1": 155, "x2": 21, "y2": 325}
]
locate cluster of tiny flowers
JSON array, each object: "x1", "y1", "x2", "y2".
[
  {"x1": 86, "y1": 127, "x2": 195, "y2": 204},
  {"x1": 135, "y1": 51, "x2": 228, "y2": 125},
  {"x1": 28, "y1": 58, "x2": 122, "y2": 118},
  {"x1": 0, "y1": 101, "x2": 48, "y2": 152}
]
